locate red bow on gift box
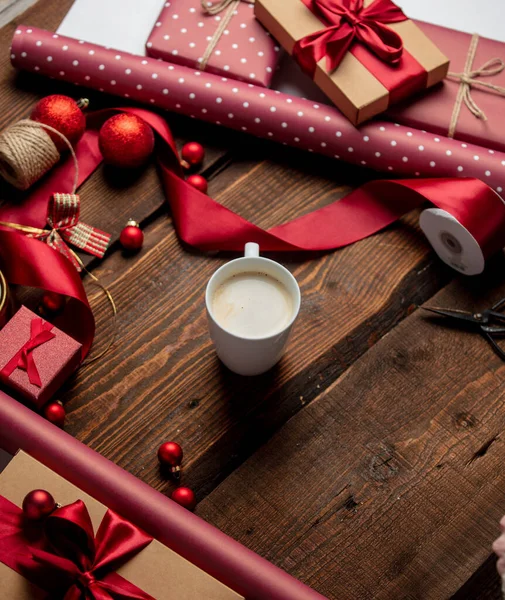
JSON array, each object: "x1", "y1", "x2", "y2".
[
  {"x1": 0, "y1": 193, "x2": 111, "y2": 272},
  {"x1": 293, "y1": 0, "x2": 408, "y2": 76},
  {"x1": 0, "y1": 317, "x2": 55, "y2": 387},
  {"x1": 0, "y1": 495, "x2": 154, "y2": 600}
]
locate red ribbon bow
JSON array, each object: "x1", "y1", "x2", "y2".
[
  {"x1": 293, "y1": 0, "x2": 408, "y2": 76},
  {"x1": 0, "y1": 317, "x2": 55, "y2": 387},
  {"x1": 0, "y1": 495, "x2": 154, "y2": 600},
  {"x1": 29, "y1": 193, "x2": 111, "y2": 272}
]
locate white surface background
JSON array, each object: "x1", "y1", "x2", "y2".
[{"x1": 57, "y1": 0, "x2": 504, "y2": 55}]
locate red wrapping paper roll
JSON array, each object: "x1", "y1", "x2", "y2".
[
  {"x1": 10, "y1": 26, "x2": 505, "y2": 194},
  {"x1": 0, "y1": 390, "x2": 326, "y2": 600}
]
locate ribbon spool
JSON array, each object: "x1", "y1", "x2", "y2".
[{"x1": 419, "y1": 189, "x2": 505, "y2": 275}]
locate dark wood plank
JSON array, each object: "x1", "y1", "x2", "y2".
[
  {"x1": 193, "y1": 262, "x2": 505, "y2": 599},
  {"x1": 59, "y1": 139, "x2": 448, "y2": 507},
  {"x1": 452, "y1": 556, "x2": 501, "y2": 600}
]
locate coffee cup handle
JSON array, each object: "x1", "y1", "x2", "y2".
[{"x1": 244, "y1": 243, "x2": 260, "y2": 258}]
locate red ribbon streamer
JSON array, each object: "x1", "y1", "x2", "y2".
[
  {"x1": 0, "y1": 231, "x2": 94, "y2": 360},
  {"x1": 293, "y1": 0, "x2": 408, "y2": 76},
  {"x1": 0, "y1": 317, "x2": 55, "y2": 387},
  {"x1": 1, "y1": 107, "x2": 505, "y2": 367},
  {"x1": 0, "y1": 494, "x2": 154, "y2": 599}
]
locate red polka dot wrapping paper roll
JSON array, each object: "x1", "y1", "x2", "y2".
[
  {"x1": 146, "y1": 0, "x2": 281, "y2": 87},
  {"x1": 10, "y1": 26, "x2": 505, "y2": 196}
]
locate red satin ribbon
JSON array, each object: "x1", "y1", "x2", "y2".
[
  {"x1": 0, "y1": 494, "x2": 154, "y2": 599},
  {"x1": 0, "y1": 231, "x2": 94, "y2": 359},
  {"x1": 0, "y1": 317, "x2": 55, "y2": 387},
  {"x1": 0, "y1": 107, "x2": 504, "y2": 366},
  {"x1": 293, "y1": 0, "x2": 408, "y2": 76}
]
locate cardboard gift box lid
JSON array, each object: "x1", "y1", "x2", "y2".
[
  {"x1": 0, "y1": 451, "x2": 244, "y2": 600},
  {"x1": 254, "y1": 0, "x2": 449, "y2": 125}
]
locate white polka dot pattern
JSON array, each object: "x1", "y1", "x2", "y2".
[
  {"x1": 10, "y1": 26, "x2": 505, "y2": 196},
  {"x1": 145, "y1": 0, "x2": 279, "y2": 87}
]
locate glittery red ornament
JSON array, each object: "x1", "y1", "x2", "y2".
[
  {"x1": 171, "y1": 487, "x2": 196, "y2": 511},
  {"x1": 40, "y1": 291, "x2": 65, "y2": 315},
  {"x1": 187, "y1": 174, "x2": 208, "y2": 194},
  {"x1": 31, "y1": 95, "x2": 86, "y2": 152},
  {"x1": 181, "y1": 142, "x2": 205, "y2": 169},
  {"x1": 44, "y1": 401, "x2": 66, "y2": 428},
  {"x1": 158, "y1": 441, "x2": 183, "y2": 475},
  {"x1": 22, "y1": 489, "x2": 56, "y2": 520},
  {"x1": 99, "y1": 114, "x2": 155, "y2": 168},
  {"x1": 120, "y1": 220, "x2": 144, "y2": 251}
]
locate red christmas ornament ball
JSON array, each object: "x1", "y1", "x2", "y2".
[
  {"x1": 181, "y1": 142, "x2": 205, "y2": 169},
  {"x1": 31, "y1": 95, "x2": 86, "y2": 152},
  {"x1": 99, "y1": 114, "x2": 155, "y2": 168},
  {"x1": 44, "y1": 401, "x2": 66, "y2": 428},
  {"x1": 120, "y1": 220, "x2": 144, "y2": 251},
  {"x1": 40, "y1": 291, "x2": 65, "y2": 314},
  {"x1": 22, "y1": 489, "x2": 56, "y2": 520},
  {"x1": 158, "y1": 441, "x2": 183, "y2": 469},
  {"x1": 187, "y1": 174, "x2": 208, "y2": 194},
  {"x1": 171, "y1": 487, "x2": 196, "y2": 511}
]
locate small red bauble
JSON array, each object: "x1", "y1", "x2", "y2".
[
  {"x1": 181, "y1": 142, "x2": 205, "y2": 169},
  {"x1": 40, "y1": 291, "x2": 65, "y2": 314},
  {"x1": 99, "y1": 114, "x2": 155, "y2": 168},
  {"x1": 31, "y1": 95, "x2": 86, "y2": 152},
  {"x1": 171, "y1": 487, "x2": 196, "y2": 511},
  {"x1": 158, "y1": 441, "x2": 183, "y2": 475},
  {"x1": 187, "y1": 174, "x2": 208, "y2": 194},
  {"x1": 120, "y1": 220, "x2": 144, "y2": 251},
  {"x1": 44, "y1": 401, "x2": 66, "y2": 428},
  {"x1": 22, "y1": 489, "x2": 56, "y2": 520}
]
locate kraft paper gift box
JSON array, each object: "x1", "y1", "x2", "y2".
[
  {"x1": 0, "y1": 451, "x2": 244, "y2": 600},
  {"x1": 0, "y1": 306, "x2": 82, "y2": 408},
  {"x1": 146, "y1": 0, "x2": 281, "y2": 87},
  {"x1": 254, "y1": 0, "x2": 450, "y2": 125}
]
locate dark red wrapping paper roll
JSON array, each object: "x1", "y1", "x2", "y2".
[{"x1": 0, "y1": 390, "x2": 327, "y2": 600}]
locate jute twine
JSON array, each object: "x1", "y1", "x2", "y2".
[
  {"x1": 198, "y1": 0, "x2": 255, "y2": 71},
  {"x1": 447, "y1": 33, "x2": 505, "y2": 138},
  {"x1": 0, "y1": 119, "x2": 64, "y2": 190}
]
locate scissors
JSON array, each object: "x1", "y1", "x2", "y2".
[{"x1": 421, "y1": 297, "x2": 505, "y2": 360}]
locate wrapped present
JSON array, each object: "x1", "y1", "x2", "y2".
[
  {"x1": 0, "y1": 451, "x2": 244, "y2": 600},
  {"x1": 0, "y1": 306, "x2": 82, "y2": 408},
  {"x1": 386, "y1": 21, "x2": 505, "y2": 154},
  {"x1": 146, "y1": 0, "x2": 281, "y2": 87},
  {"x1": 0, "y1": 391, "x2": 326, "y2": 600},
  {"x1": 254, "y1": 0, "x2": 450, "y2": 125}
]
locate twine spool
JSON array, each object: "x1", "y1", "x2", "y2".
[
  {"x1": 0, "y1": 119, "x2": 60, "y2": 190},
  {"x1": 0, "y1": 120, "x2": 79, "y2": 193}
]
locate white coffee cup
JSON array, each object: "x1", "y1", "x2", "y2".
[{"x1": 205, "y1": 243, "x2": 301, "y2": 376}]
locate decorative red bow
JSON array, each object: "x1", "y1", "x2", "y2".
[
  {"x1": 0, "y1": 318, "x2": 55, "y2": 387},
  {"x1": 28, "y1": 193, "x2": 111, "y2": 272},
  {"x1": 0, "y1": 495, "x2": 154, "y2": 600},
  {"x1": 293, "y1": 0, "x2": 408, "y2": 76}
]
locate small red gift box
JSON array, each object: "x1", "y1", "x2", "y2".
[
  {"x1": 0, "y1": 306, "x2": 82, "y2": 408},
  {"x1": 146, "y1": 0, "x2": 281, "y2": 87}
]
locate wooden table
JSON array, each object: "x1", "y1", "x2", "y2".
[{"x1": 1, "y1": 1, "x2": 505, "y2": 598}]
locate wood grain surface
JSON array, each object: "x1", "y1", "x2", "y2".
[{"x1": 0, "y1": 0, "x2": 503, "y2": 598}]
